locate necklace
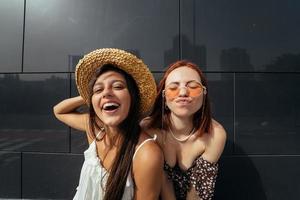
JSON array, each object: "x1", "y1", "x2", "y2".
[{"x1": 169, "y1": 127, "x2": 195, "y2": 142}]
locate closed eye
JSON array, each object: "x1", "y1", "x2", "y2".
[
  {"x1": 167, "y1": 86, "x2": 179, "y2": 90},
  {"x1": 113, "y1": 85, "x2": 125, "y2": 90},
  {"x1": 166, "y1": 83, "x2": 179, "y2": 90},
  {"x1": 188, "y1": 85, "x2": 201, "y2": 89},
  {"x1": 187, "y1": 81, "x2": 202, "y2": 88},
  {"x1": 93, "y1": 87, "x2": 104, "y2": 94}
]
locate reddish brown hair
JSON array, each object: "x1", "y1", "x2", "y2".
[{"x1": 147, "y1": 60, "x2": 212, "y2": 136}]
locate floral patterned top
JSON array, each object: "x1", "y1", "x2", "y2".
[{"x1": 164, "y1": 155, "x2": 218, "y2": 200}]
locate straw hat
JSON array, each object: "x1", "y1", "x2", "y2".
[{"x1": 75, "y1": 48, "x2": 157, "y2": 115}]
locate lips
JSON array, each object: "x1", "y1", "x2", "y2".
[
  {"x1": 175, "y1": 98, "x2": 191, "y2": 102},
  {"x1": 175, "y1": 98, "x2": 192, "y2": 106}
]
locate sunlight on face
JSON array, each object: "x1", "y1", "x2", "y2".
[
  {"x1": 92, "y1": 71, "x2": 131, "y2": 127},
  {"x1": 165, "y1": 66, "x2": 205, "y2": 118}
]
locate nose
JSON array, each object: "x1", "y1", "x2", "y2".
[
  {"x1": 101, "y1": 87, "x2": 113, "y2": 98},
  {"x1": 178, "y1": 86, "x2": 188, "y2": 97}
]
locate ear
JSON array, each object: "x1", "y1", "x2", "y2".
[
  {"x1": 162, "y1": 90, "x2": 165, "y2": 97},
  {"x1": 203, "y1": 89, "x2": 207, "y2": 95}
]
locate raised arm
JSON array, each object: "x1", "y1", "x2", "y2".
[{"x1": 53, "y1": 96, "x2": 88, "y2": 132}]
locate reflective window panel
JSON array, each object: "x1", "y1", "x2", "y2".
[
  {"x1": 0, "y1": 73, "x2": 70, "y2": 152},
  {"x1": 22, "y1": 152, "x2": 83, "y2": 199},
  {"x1": 0, "y1": 151, "x2": 21, "y2": 198},
  {"x1": 181, "y1": 0, "x2": 300, "y2": 72},
  {"x1": 24, "y1": 0, "x2": 179, "y2": 72},
  {"x1": 215, "y1": 156, "x2": 300, "y2": 200},
  {"x1": 235, "y1": 73, "x2": 300, "y2": 154},
  {"x1": 0, "y1": 0, "x2": 23, "y2": 72}
]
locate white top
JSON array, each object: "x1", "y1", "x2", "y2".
[{"x1": 73, "y1": 134, "x2": 157, "y2": 200}]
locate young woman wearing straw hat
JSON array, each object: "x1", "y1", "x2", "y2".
[
  {"x1": 142, "y1": 60, "x2": 227, "y2": 200},
  {"x1": 53, "y1": 48, "x2": 164, "y2": 200}
]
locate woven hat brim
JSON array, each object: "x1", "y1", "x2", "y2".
[{"x1": 75, "y1": 48, "x2": 157, "y2": 115}]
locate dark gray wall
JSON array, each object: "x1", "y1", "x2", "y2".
[{"x1": 0, "y1": 0, "x2": 299, "y2": 199}]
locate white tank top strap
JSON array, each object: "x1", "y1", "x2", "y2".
[
  {"x1": 133, "y1": 134, "x2": 157, "y2": 160},
  {"x1": 94, "y1": 128, "x2": 104, "y2": 141}
]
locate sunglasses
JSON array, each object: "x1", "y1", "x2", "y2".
[{"x1": 163, "y1": 81, "x2": 206, "y2": 99}]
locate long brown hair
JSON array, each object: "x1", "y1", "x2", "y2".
[
  {"x1": 148, "y1": 60, "x2": 212, "y2": 136},
  {"x1": 88, "y1": 64, "x2": 141, "y2": 200}
]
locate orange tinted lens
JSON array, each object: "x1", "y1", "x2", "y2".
[
  {"x1": 165, "y1": 88, "x2": 180, "y2": 99},
  {"x1": 188, "y1": 86, "x2": 202, "y2": 97},
  {"x1": 165, "y1": 87, "x2": 202, "y2": 98}
]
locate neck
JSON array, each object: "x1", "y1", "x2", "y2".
[
  {"x1": 104, "y1": 126, "x2": 122, "y2": 146},
  {"x1": 107, "y1": 126, "x2": 119, "y2": 136},
  {"x1": 169, "y1": 113, "x2": 194, "y2": 136}
]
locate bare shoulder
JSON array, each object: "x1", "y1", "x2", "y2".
[
  {"x1": 143, "y1": 128, "x2": 165, "y2": 147},
  {"x1": 140, "y1": 117, "x2": 165, "y2": 146},
  {"x1": 133, "y1": 132, "x2": 164, "y2": 171},
  {"x1": 202, "y1": 119, "x2": 227, "y2": 163},
  {"x1": 133, "y1": 132, "x2": 164, "y2": 199},
  {"x1": 211, "y1": 119, "x2": 227, "y2": 142}
]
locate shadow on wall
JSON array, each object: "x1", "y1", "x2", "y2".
[{"x1": 214, "y1": 141, "x2": 267, "y2": 200}]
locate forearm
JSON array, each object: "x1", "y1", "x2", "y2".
[
  {"x1": 53, "y1": 96, "x2": 88, "y2": 131},
  {"x1": 53, "y1": 96, "x2": 86, "y2": 115}
]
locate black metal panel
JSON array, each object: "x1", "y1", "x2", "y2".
[
  {"x1": 0, "y1": 73, "x2": 70, "y2": 152},
  {"x1": 181, "y1": 0, "x2": 300, "y2": 72},
  {"x1": 24, "y1": 0, "x2": 179, "y2": 72},
  {"x1": 215, "y1": 155, "x2": 300, "y2": 200},
  {"x1": 0, "y1": 151, "x2": 21, "y2": 198},
  {"x1": 0, "y1": 0, "x2": 23, "y2": 72},
  {"x1": 235, "y1": 73, "x2": 300, "y2": 154},
  {"x1": 22, "y1": 152, "x2": 83, "y2": 199}
]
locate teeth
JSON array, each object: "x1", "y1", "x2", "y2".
[{"x1": 103, "y1": 102, "x2": 119, "y2": 109}]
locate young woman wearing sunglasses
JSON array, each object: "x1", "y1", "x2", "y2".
[{"x1": 142, "y1": 60, "x2": 227, "y2": 200}]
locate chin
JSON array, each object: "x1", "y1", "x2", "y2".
[
  {"x1": 98, "y1": 111, "x2": 128, "y2": 126},
  {"x1": 172, "y1": 111, "x2": 195, "y2": 118},
  {"x1": 102, "y1": 120, "x2": 122, "y2": 127}
]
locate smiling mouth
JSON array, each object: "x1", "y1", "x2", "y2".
[{"x1": 102, "y1": 102, "x2": 120, "y2": 112}]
